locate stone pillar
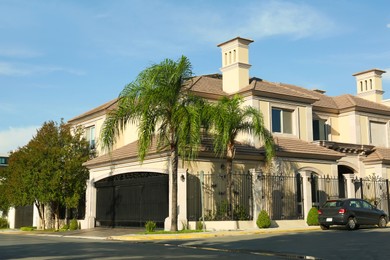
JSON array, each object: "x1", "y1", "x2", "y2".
[
  {"x1": 32, "y1": 204, "x2": 39, "y2": 227},
  {"x1": 177, "y1": 169, "x2": 188, "y2": 230},
  {"x1": 344, "y1": 174, "x2": 356, "y2": 199},
  {"x1": 84, "y1": 178, "x2": 96, "y2": 229},
  {"x1": 300, "y1": 170, "x2": 312, "y2": 221},
  {"x1": 251, "y1": 169, "x2": 262, "y2": 228},
  {"x1": 7, "y1": 207, "x2": 15, "y2": 229}
]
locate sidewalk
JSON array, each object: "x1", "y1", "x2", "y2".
[{"x1": 1, "y1": 223, "x2": 320, "y2": 241}]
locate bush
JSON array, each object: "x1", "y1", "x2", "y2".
[
  {"x1": 196, "y1": 220, "x2": 204, "y2": 231},
  {"x1": 60, "y1": 224, "x2": 69, "y2": 231},
  {"x1": 306, "y1": 207, "x2": 319, "y2": 226},
  {"x1": 69, "y1": 219, "x2": 78, "y2": 230},
  {"x1": 20, "y1": 226, "x2": 35, "y2": 231},
  {"x1": 256, "y1": 210, "x2": 271, "y2": 228},
  {"x1": 0, "y1": 217, "x2": 9, "y2": 229},
  {"x1": 145, "y1": 221, "x2": 156, "y2": 232}
]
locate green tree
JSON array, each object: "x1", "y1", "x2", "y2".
[
  {"x1": 101, "y1": 56, "x2": 204, "y2": 231},
  {"x1": 207, "y1": 95, "x2": 275, "y2": 218},
  {"x1": 3, "y1": 120, "x2": 91, "y2": 229}
]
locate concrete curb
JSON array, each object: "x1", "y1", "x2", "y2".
[{"x1": 109, "y1": 227, "x2": 320, "y2": 241}]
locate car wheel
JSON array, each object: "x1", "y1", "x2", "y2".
[
  {"x1": 346, "y1": 217, "x2": 356, "y2": 230},
  {"x1": 378, "y1": 216, "x2": 387, "y2": 228},
  {"x1": 320, "y1": 224, "x2": 329, "y2": 230}
]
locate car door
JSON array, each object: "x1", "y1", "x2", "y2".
[
  {"x1": 360, "y1": 200, "x2": 379, "y2": 225},
  {"x1": 348, "y1": 200, "x2": 366, "y2": 224}
]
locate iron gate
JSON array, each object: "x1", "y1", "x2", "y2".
[
  {"x1": 311, "y1": 174, "x2": 346, "y2": 208},
  {"x1": 95, "y1": 172, "x2": 168, "y2": 227},
  {"x1": 258, "y1": 174, "x2": 303, "y2": 220},
  {"x1": 354, "y1": 175, "x2": 390, "y2": 215}
]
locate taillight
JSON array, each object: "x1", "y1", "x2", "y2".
[
  {"x1": 318, "y1": 210, "x2": 323, "y2": 215},
  {"x1": 338, "y1": 208, "x2": 346, "y2": 214}
]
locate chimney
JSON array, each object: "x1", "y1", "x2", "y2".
[
  {"x1": 353, "y1": 69, "x2": 386, "y2": 103},
  {"x1": 217, "y1": 37, "x2": 253, "y2": 94}
]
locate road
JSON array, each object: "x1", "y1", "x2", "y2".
[{"x1": 1, "y1": 227, "x2": 389, "y2": 259}]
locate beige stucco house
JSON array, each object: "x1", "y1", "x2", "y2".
[{"x1": 68, "y1": 37, "x2": 390, "y2": 231}]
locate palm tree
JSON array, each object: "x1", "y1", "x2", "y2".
[
  {"x1": 101, "y1": 56, "x2": 204, "y2": 231},
  {"x1": 208, "y1": 94, "x2": 275, "y2": 218}
]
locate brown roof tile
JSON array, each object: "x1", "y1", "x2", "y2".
[
  {"x1": 68, "y1": 98, "x2": 118, "y2": 123},
  {"x1": 333, "y1": 94, "x2": 390, "y2": 115},
  {"x1": 364, "y1": 147, "x2": 390, "y2": 163},
  {"x1": 274, "y1": 136, "x2": 343, "y2": 160}
]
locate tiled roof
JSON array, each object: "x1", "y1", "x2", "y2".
[
  {"x1": 238, "y1": 79, "x2": 319, "y2": 103},
  {"x1": 85, "y1": 135, "x2": 342, "y2": 168},
  {"x1": 68, "y1": 98, "x2": 118, "y2": 123},
  {"x1": 84, "y1": 138, "x2": 163, "y2": 167},
  {"x1": 185, "y1": 75, "x2": 226, "y2": 98},
  {"x1": 333, "y1": 94, "x2": 390, "y2": 115},
  {"x1": 364, "y1": 147, "x2": 390, "y2": 163},
  {"x1": 274, "y1": 136, "x2": 343, "y2": 160}
]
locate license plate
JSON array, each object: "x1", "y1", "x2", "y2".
[{"x1": 326, "y1": 218, "x2": 333, "y2": 222}]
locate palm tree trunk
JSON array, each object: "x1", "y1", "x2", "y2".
[
  {"x1": 170, "y1": 143, "x2": 178, "y2": 231},
  {"x1": 226, "y1": 144, "x2": 234, "y2": 220}
]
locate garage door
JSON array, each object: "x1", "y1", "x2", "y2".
[{"x1": 95, "y1": 172, "x2": 168, "y2": 227}]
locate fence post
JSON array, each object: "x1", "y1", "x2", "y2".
[
  {"x1": 299, "y1": 170, "x2": 312, "y2": 221},
  {"x1": 343, "y1": 174, "x2": 356, "y2": 198},
  {"x1": 199, "y1": 171, "x2": 205, "y2": 231},
  {"x1": 386, "y1": 179, "x2": 390, "y2": 215},
  {"x1": 360, "y1": 178, "x2": 364, "y2": 199}
]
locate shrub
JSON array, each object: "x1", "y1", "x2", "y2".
[
  {"x1": 145, "y1": 220, "x2": 156, "y2": 232},
  {"x1": 20, "y1": 226, "x2": 35, "y2": 231},
  {"x1": 306, "y1": 207, "x2": 319, "y2": 226},
  {"x1": 0, "y1": 217, "x2": 9, "y2": 229},
  {"x1": 256, "y1": 210, "x2": 271, "y2": 228},
  {"x1": 196, "y1": 220, "x2": 204, "y2": 231},
  {"x1": 60, "y1": 224, "x2": 69, "y2": 231},
  {"x1": 69, "y1": 219, "x2": 78, "y2": 230}
]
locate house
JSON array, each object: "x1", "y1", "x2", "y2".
[{"x1": 68, "y1": 37, "x2": 390, "y2": 230}]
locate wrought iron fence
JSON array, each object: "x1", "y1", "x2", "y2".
[
  {"x1": 354, "y1": 175, "x2": 390, "y2": 215},
  {"x1": 256, "y1": 174, "x2": 303, "y2": 220},
  {"x1": 311, "y1": 175, "x2": 345, "y2": 208},
  {"x1": 187, "y1": 171, "x2": 253, "y2": 221}
]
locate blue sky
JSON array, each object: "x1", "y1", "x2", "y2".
[{"x1": 1, "y1": 0, "x2": 390, "y2": 154}]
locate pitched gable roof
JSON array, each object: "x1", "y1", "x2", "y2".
[
  {"x1": 68, "y1": 98, "x2": 118, "y2": 123},
  {"x1": 333, "y1": 94, "x2": 390, "y2": 115}
]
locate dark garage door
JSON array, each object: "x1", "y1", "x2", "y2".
[
  {"x1": 95, "y1": 172, "x2": 168, "y2": 227},
  {"x1": 15, "y1": 205, "x2": 33, "y2": 228}
]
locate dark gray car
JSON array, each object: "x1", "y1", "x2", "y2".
[{"x1": 318, "y1": 198, "x2": 388, "y2": 230}]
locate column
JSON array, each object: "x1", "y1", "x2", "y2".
[
  {"x1": 299, "y1": 170, "x2": 312, "y2": 221},
  {"x1": 344, "y1": 174, "x2": 356, "y2": 199},
  {"x1": 84, "y1": 178, "x2": 96, "y2": 229}
]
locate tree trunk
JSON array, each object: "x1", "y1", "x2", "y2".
[
  {"x1": 35, "y1": 201, "x2": 45, "y2": 230},
  {"x1": 170, "y1": 143, "x2": 178, "y2": 231},
  {"x1": 226, "y1": 143, "x2": 234, "y2": 219}
]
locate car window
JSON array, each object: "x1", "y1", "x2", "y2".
[
  {"x1": 323, "y1": 201, "x2": 343, "y2": 207},
  {"x1": 349, "y1": 200, "x2": 361, "y2": 208},
  {"x1": 361, "y1": 200, "x2": 373, "y2": 210}
]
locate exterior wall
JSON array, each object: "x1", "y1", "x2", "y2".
[{"x1": 336, "y1": 112, "x2": 359, "y2": 144}]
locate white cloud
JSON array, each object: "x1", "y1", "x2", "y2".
[
  {"x1": 0, "y1": 62, "x2": 85, "y2": 76},
  {"x1": 0, "y1": 126, "x2": 38, "y2": 155},
  {"x1": 186, "y1": 1, "x2": 337, "y2": 43},
  {"x1": 387, "y1": 24, "x2": 390, "y2": 29},
  {"x1": 0, "y1": 48, "x2": 42, "y2": 58}
]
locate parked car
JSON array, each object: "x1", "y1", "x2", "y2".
[{"x1": 318, "y1": 198, "x2": 388, "y2": 230}]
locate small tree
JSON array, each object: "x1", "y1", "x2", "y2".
[
  {"x1": 306, "y1": 207, "x2": 319, "y2": 226},
  {"x1": 2, "y1": 120, "x2": 91, "y2": 230},
  {"x1": 256, "y1": 210, "x2": 271, "y2": 228}
]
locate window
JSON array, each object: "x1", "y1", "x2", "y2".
[
  {"x1": 313, "y1": 119, "x2": 328, "y2": 141},
  {"x1": 272, "y1": 108, "x2": 293, "y2": 134},
  {"x1": 370, "y1": 121, "x2": 387, "y2": 147},
  {"x1": 0, "y1": 157, "x2": 8, "y2": 165},
  {"x1": 85, "y1": 126, "x2": 96, "y2": 149}
]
